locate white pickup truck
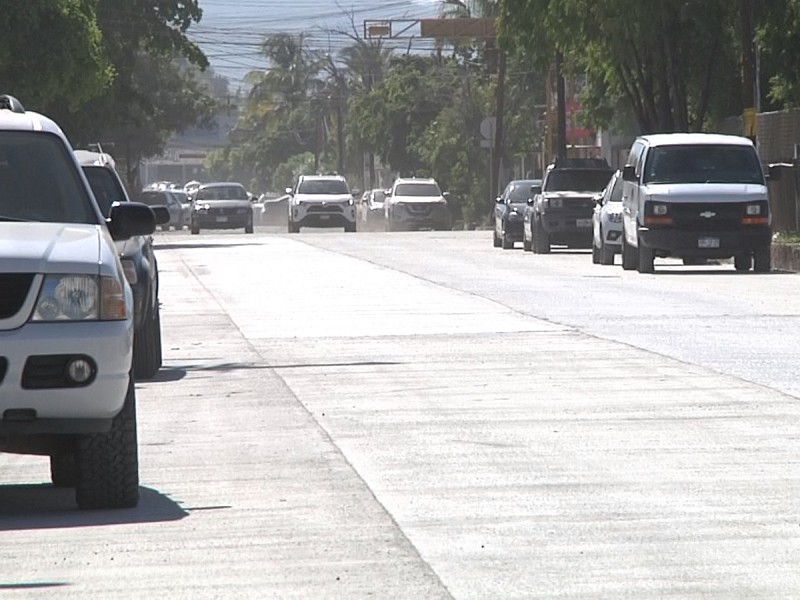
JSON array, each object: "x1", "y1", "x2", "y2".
[{"x1": 0, "y1": 94, "x2": 155, "y2": 509}]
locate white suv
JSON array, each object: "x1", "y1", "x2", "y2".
[
  {"x1": 385, "y1": 177, "x2": 450, "y2": 231},
  {"x1": 0, "y1": 95, "x2": 155, "y2": 509},
  {"x1": 286, "y1": 174, "x2": 357, "y2": 233}
]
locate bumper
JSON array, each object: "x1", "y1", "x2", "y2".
[
  {"x1": 294, "y1": 206, "x2": 356, "y2": 228},
  {"x1": 0, "y1": 320, "x2": 132, "y2": 431},
  {"x1": 639, "y1": 226, "x2": 772, "y2": 257},
  {"x1": 193, "y1": 212, "x2": 251, "y2": 229},
  {"x1": 541, "y1": 212, "x2": 594, "y2": 245}
]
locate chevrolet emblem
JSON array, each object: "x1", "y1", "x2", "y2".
[{"x1": 699, "y1": 211, "x2": 716, "y2": 218}]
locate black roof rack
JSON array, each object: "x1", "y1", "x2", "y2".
[
  {"x1": 0, "y1": 95, "x2": 25, "y2": 114},
  {"x1": 551, "y1": 157, "x2": 610, "y2": 169}
]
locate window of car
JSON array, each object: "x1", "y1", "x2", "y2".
[
  {"x1": 544, "y1": 170, "x2": 612, "y2": 192},
  {"x1": 140, "y1": 191, "x2": 168, "y2": 206},
  {"x1": 196, "y1": 185, "x2": 248, "y2": 200},
  {"x1": 608, "y1": 175, "x2": 624, "y2": 203},
  {"x1": 0, "y1": 131, "x2": 96, "y2": 224},
  {"x1": 394, "y1": 183, "x2": 441, "y2": 197},
  {"x1": 507, "y1": 183, "x2": 538, "y2": 203},
  {"x1": 296, "y1": 179, "x2": 349, "y2": 195},
  {"x1": 82, "y1": 166, "x2": 126, "y2": 217},
  {"x1": 643, "y1": 144, "x2": 764, "y2": 185}
]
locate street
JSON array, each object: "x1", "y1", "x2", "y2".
[{"x1": 2, "y1": 229, "x2": 800, "y2": 599}]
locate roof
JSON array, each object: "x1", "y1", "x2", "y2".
[
  {"x1": 509, "y1": 179, "x2": 542, "y2": 186},
  {"x1": 394, "y1": 177, "x2": 437, "y2": 184},
  {"x1": 640, "y1": 133, "x2": 754, "y2": 147},
  {"x1": 199, "y1": 181, "x2": 246, "y2": 189},
  {"x1": 74, "y1": 149, "x2": 116, "y2": 168},
  {"x1": 299, "y1": 174, "x2": 346, "y2": 181},
  {"x1": 0, "y1": 105, "x2": 64, "y2": 137}
]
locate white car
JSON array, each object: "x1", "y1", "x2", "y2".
[
  {"x1": 385, "y1": 177, "x2": 450, "y2": 232},
  {"x1": 0, "y1": 94, "x2": 155, "y2": 509},
  {"x1": 592, "y1": 170, "x2": 623, "y2": 265},
  {"x1": 287, "y1": 174, "x2": 357, "y2": 233}
]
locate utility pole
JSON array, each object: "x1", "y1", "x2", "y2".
[
  {"x1": 740, "y1": 0, "x2": 757, "y2": 144},
  {"x1": 492, "y1": 49, "x2": 506, "y2": 197},
  {"x1": 555, "y1": 52, "x2": 568, "y2": 160}
]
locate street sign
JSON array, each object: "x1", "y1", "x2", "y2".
[{"x1": 480, "y1": 116, "x2": 496, "y2": 143}]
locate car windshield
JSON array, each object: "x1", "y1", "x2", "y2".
[
  {"x1": 0, "y1": 131, "x2": 96, "y2": 224},
  {"x1": 140, "y1": 191, "x2": 168, "y2": 206},
  {"x1": 507, "y1": 182, "x2": 540, "y2": 203},
  {"x1": 644, "y1": 144, "x2": 765, "y2": 185},
  {"x1": 394, "y1": 183, "x2": 441, "y2": 197},
  {"x1": 544, "y1": 170, "x2": 613, "y2": 192},
  {"x1": 196, "y1": 185, "x2": 248, "y2": 200},
  {"x1": 82, "y1": 166, "x2": 126, "y2": 217},
  {"x1": 608, "y1": 175, "x2": 623, "y2": 202},
  {"x1": 297, "y1": 180, "x2": 349, "y2": 195}
]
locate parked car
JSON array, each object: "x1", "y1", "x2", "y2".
[
  {"x1": 494, "y1": 179, "x2": 542, "y2": 249},
  {"x1": 523, "y1": 157, "x2": 614, "y2": 253},
  {"x1": 140, "y1": 189, "x2": 183, "y2": 230},
  {"x1": 191, "y1": 182, "x2": 254, "y2": 234},
  {"x1": 591, "y1": 170, "x2": 624, "y2": 265},
  {"x1": 75, "y1": 150, "x2": 166, "y2": 379},
  {"x1": 170, "y1": 189, "x2": 191, "y2": 228},
  {"x1": 621, "y1": 133, "x2": 772, "y2": 273},
  {"x1": 0, "y1": 94, "x2": 155, "y2": 509},
  {"x1": 384, "y1": 177, "x2": 450, "y2": 232},
  {"x1": 359, "y1": 188, "x2": 387, "y2": 228},
  {"x1": 286, "y1": 174, "x2": 357, "y2": 233}
]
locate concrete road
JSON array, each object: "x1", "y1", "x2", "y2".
[{"x1": 1, "y1": 229, "x2": 799, "y2": 599}]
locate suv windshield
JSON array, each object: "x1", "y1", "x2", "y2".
[
  {"x1": 544, "y1": 170, "x2": 612, "y2": 192},
  {"x1": 507, "y1": 182, "x2": 540, "y2": 203},
  {"x1": 394, "y1": 183, "x2": 441, "y2": 197},
  {"x1": 196, "y1": 185, "x2": 248, "y2": 200},
  {"x1": 297, "y1": 180, "x2": 349, "y2": 195},
  {"x1": 82, "y1": 166, "x2": 126, "y2": 217},
  {"x1": 644, "y1": 144, "x2": 765, "y2": 185},
  {"x1": 0, "y1": 131, "x2": 96, "y2": 223}
]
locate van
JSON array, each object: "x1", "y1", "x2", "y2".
[{"x1": 621, "y1": 133, "x2": 771, "y2": 273}]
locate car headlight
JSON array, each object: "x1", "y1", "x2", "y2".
[
  {"x1": 746, "y1": 204, "x2": 761, "y2": 215},
  {"x1": 547, "y1": 198, "x2": 563, "y2": 209},
  {"x1": 32, "y1": 275, "x2": 127, "y2": 321},
  {"x1": 653, "y1": 203, "x2": 668, "y2": 216},
  {"x1": 194, "y1": 203, "x2": 210, "y2": 212}
]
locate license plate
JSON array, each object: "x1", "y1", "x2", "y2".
[
  {"x1": 216, "y1": 216, "x2": 228, "y2": 223},
  {"x1": 319, "y1": 215, "x2": 330, "y2": 220},
  {"x1": 698, "y1": 236, "x2": 720, "y2": 248},
  {"x1": 576, "y1": 219, "x2": 592, "y2": 228}
]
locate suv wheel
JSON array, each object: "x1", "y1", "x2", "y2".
[
  {"x1": 522, "y1": 233, "x2": 532, "y2": 252},
  {"x1": 501, "y1": 229, "x2": 514, "y2": 249},
  {"x1": 75, "y1": 375, "x2": 139, "y2": 509},
  {"x1": 532, "y1": 217, "x2": 550, "y2": 254},
  {"x1": 753, "y1": 245, "x2": 771, "y2": 273},
  {"x1": 592, "y1": 239, "x2": 601, "y2": 264},
  {"x1": 133, "y1": 303, "x2": 162, "y2": 380},
  {"x1": 190, "y1": 220, "x2": 199, "y2": 235},
  {"x1": 244, "y1": 216, "x2": 254, "y2": 234},
  {"x1": 50, "y1": 452, "x2": 77, "y2": 487},
  {"x1": 345, "y1": 222, "x2": 357, "y2": 233},
  {"x1": 621, "y1": 229, "x2": 636, "y2": 270},
  {"x1": 492, "y1": 224, "x2": 502, "y2": 247},
  {"x1": 600, "y1": 239, "x2": 615, "y2": 265},
  {"x1": 637, "y1": 240, "x2": 655, "y2": 273},
  {"x1": 734, "y1": 253, "x2": 752, "y2": 271}
]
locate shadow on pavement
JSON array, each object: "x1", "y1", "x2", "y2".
[
  {"x1": 167, "y1": 361, "x2": 403, "y2": 372},
  {"x1": 0, "y1": 485, "x2": 188, "y2": 531},
  {"x1": 153, "y1": 242, "x2": 262, "y2": 251},
  {"x1": 139, "y1": 366, "x2": 187, "y2": 383}
]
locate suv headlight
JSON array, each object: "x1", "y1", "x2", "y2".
[
  {"x1": 746, "y1": 204, "x2": 761, "y2": 215},
  {"x1": 33, "y1": 275, "x2": 127, "y2": 321},
  {"x1": 547, "y1": 197, "x2": 563, "y2": 209}
]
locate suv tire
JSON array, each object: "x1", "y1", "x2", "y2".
[
  {"x1": 50, "y1": 452, "x2": 77, "y2": 487},
  {"x1": 493, "y1": 226, "x2": 502, "y2": 247},
  {"x1": 501, "y1": 229, "x2": 514, "y2": 249},
  {"x1": 190, "y1": 220, "x2": 199, "y2": 235},
  {"x1": 637, "y1": 239, "x2": 655, "y2": 273},
  {"x1": 345, "y1": 222, "x2": 357, "y2": 233},
  {"x1": 75, "y1": 376, "x2": 139, "y2": 509},
  {"x1": 753, "y1": 245, "x2": 771, "y2": 273},
  {"x1": 600, "y1": 239, "x2": 615, "y2": 265},
  {"x1": 133, "y1": 303, "x2": 162, "y2": 380},
  {"x1": 592, "y1": 240, "x2": 601, "y2": 264},
  {"x1": 245, "y1": 216, "x2": 254, "y2": 234},
  {"x1": 532, "y1": 217, "x2": 550, "y2": 254},
  {"x1": 621, "y1": 231, "x2": 637, "y2": 270},
  {"x1": 734, "y1": 253, "x2": 752, "y2": 271}
]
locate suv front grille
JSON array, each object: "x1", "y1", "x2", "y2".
[
  {"x1": 0, "y1": 274, "x2": 34, "y2": 319},
  {"x1": 669, "y1": 202, "x2": 751, "y2": 231}
]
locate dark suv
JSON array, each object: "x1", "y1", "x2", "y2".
[
  {"x1": 75, "y1": 150, "x2": 165, "y2": 380},
  {"x1": 523, "y1": 158, "x2": 613, "y2": 253}
]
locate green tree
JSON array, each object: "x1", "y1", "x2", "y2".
[
  {"x1": 500, "y1": 0, "x2": 742, "y2": 133},
  {"x1": 0, "y1": 0, "x2": 111, "y2": 108}
]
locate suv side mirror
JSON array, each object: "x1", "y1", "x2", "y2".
[
  {"x1": 622, "y1": 165, "x2": 636, "y2": 181},
  {"x1": 285, "y1": 187, "x2": 293, "y2": 195},
  {"x1": 527, "y1": 197, "x2": 535, "y2": 205},
  {"x1": 495, "y1": 196, "x2": 504, "y2": 204},
  {"x1": 107, "y1": 202, "x2": 156, "y2": 240}
]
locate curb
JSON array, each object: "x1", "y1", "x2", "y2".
[{"x1": 772, "y1": 243, "x2": 800, "y2": 272}]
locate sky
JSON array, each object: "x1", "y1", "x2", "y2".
[{"x1": 190, "y1": 0, "x2": 442, "y2": 89}]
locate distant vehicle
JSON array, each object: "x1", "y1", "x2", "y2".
[
  {"x1": 140, "y1": 189, "x2": 184, "y2": 231},
  {"x1": 75, "y1": 150, "x2": 166, "y2": 379},
  {"x1": 621, "y1": 133, "x2": 771, "y2": 273},
  {"x1": 385, "y1": 177, "x2": 450, "y2": 232},
  {"x1": 1, "y1": 94, "x2": 155, "y2": 509},
  {"x1": 170, "y1": 189, "x2": 191, "y2": 228},
  {"x1": 359, "y1": 188, "x2": 387, "y2": 228},
  {"x1": 191, "y1": 182, "x2": 254, "y2": 234},
  {"x1": 523, "y1": 157, "x2": 613, "y2": 254},
  {"x1": 591, "y1": 170, "x2": 623, "y2": 265},
  {"x1": 494, "y1": 179, "x2": 542, "y2": 250},
  {"x1": 286, "y1": 174, "x2": 357, "y2": 233}
]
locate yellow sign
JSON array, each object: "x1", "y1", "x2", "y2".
[{"x1": 743, "y1": 107, "x2": 757, "y2": 138}]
